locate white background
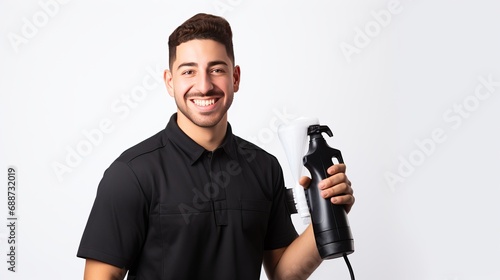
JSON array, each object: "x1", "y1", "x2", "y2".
[{"x1": 1, "y1": 0, "x2": 500, "y2": 279}]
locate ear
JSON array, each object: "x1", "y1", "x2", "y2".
[
  {"x1": 232, "y1": 65, "x2": 241, "y2": 93},
  {"x1": 164, "y1": 69, "x2": 174, "y2": 97}
]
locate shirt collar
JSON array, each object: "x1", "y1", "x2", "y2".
[{"x1": 164, "y1": 113, "x2": 238, "y2": 165}]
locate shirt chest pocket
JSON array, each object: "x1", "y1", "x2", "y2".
[
  {"x1": 240, "y1": 200, "x2": 272, "y2": 242},
  {"x1": 159, "y1": 202, "x2": 213, "y2": 240}
]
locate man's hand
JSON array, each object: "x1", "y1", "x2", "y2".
[{"x1": 299, "y1": 163, "x2": 355, "y2": 213}]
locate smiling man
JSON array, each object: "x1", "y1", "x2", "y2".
[
  {"x1": 77, "y1": 13, "x2": 354, "y2": 280},
  {"x1": 166, "y1": 38, "x2": 239, "y2": 151}
]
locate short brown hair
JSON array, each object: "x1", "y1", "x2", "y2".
[{"x1": 168, "y1": 13, "x2": 235, "y2": 69}]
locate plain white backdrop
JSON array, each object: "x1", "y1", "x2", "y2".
[{"x1": 1, "y1": 0, "x2": 499, "y2": 279}]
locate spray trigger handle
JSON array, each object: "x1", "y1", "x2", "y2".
[{"x1": 307, "y1": 125, "x2": 333, "y2": 137}]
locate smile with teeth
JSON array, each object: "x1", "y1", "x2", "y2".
[{"x1": 193, "y1": 99, "x2": 217, "y2": 107}]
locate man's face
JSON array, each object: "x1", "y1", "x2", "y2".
[{"x1": 165, "y1": 39, "x2": 240, "y2": 129}]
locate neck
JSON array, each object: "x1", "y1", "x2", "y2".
[{"x1": 176, "y1": 113, "x2": 228, "y2": 151}]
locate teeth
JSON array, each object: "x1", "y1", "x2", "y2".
[{"x1": 193, "y1": 99, "x2": 215, "y2": 107}]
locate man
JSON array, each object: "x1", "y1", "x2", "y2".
[{"x1": 77, "y1": 13, "x2": 354, "y2": 279}]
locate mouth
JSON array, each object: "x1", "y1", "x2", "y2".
[
  {"x1": 190, "y1": 97, "x2": 222, "y2": 112},
  {"x1": 192, "y1": 98, "x2": 218, "y2": 107}
]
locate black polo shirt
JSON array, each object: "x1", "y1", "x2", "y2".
[{"x1": 77, "y1": 114, "x2": 298, "y2": 280}]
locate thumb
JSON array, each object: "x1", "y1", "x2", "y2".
[{"x1": 299, "y1": 176, "x2": 311, "y2": 190}]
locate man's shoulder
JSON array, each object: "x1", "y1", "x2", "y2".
[
  {"x1": 233, "y1": 135, "x2": 267, "y2": 153},
  {"x1": 115, "y1": 128, "x2": 167, "y2": 164},
  {"x1": 232, "y1": 135, "x2": 279, "y2": 163},
  {"x1": 233, "y1": 135, "x2": 260, "y2": 150}
]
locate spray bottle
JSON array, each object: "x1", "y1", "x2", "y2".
[
  {"x1": 279, "y1": 118, "x2": 355, "y2": 278},
  {"x1": 303, "y1": 124, "x2": 354, "y2": 259}
]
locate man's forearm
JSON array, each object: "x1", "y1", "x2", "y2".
[
  {"x1": 84, "y1": 259, "x2": 127, "y2": 280},
  {"x1": 273, "y1": 224, "x2": 323, "y2": 279}
]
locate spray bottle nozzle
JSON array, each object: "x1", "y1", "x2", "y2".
[{"x1": 307, "y1": 125, "x2": 333, "y2": 137}]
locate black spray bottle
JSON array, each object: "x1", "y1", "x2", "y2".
[{"x1": 303, "y1": 125, "x2": 354, "y2": 259}]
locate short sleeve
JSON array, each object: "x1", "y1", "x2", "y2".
[
  {"x1": 77, "y1": 161, "x2": 149, "y2": 269},
  {"x1": 263, "y1": 158, "x2": 298, "y2": 250}
]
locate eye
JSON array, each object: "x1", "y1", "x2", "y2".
[
  {"x1": 182, "y1": 69, "x2": 195, "y2": 75},
  {"x1": 210, "y1": 68, "x2": 226, "y2": 75}
]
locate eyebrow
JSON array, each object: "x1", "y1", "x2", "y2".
[{"x1": 177, "y1": 60, "x2": 229, "y2": 70}]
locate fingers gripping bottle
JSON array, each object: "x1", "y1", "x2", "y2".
[{"x1": 303, "y1": 125, "x2": 354, "y2": 259}]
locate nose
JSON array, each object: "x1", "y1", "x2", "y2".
[{"x1": 194, "y1": 71, "x2": 214, "y2": 94}]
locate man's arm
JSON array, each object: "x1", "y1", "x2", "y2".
[
  {"x1": 263, "y1": 225, "x2": 321, "y2": 280},
  {"x1": 263, "y1": 164, "x2": 354, "y2": 279},
  {"x1": 84, "y1": 259, "x2": 127, "y2": 280}
]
